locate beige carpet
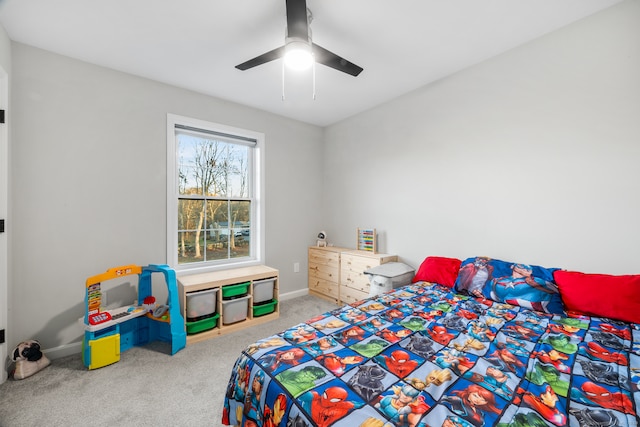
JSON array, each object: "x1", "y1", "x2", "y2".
[{"x1": 0, "y1": 294, "x2": 337, "y2": 427}]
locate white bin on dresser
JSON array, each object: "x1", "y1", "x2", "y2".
[{"x1": 365, "y1": 262, "x2": 415, "y2": 297}]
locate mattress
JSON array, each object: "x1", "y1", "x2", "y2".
[{"x1": 223, "y1": 281, "x2": 640, "y2": 426}]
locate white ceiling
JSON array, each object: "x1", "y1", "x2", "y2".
[{"x1": 0, "y1": 0, "x2": 622, "y2": 127}]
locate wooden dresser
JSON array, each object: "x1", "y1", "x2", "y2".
[
  {"x1": 308, "y1": 246, "x2": 350, "y2": 304},
  {"x1": 340, "y1": 250, "x2": 397, "y2": 304}
]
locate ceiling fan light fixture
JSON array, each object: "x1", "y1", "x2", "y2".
[
  {"x1": 235, "y1": 0, "x2": 362, "y2": 77},
  {"x1": 284, "y1": 40, "x2": 314, "y2": 70}
]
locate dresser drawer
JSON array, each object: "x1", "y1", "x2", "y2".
[
  {"x1": 308, "y1": 246, "x2": 351, "y2": 305},
  {"x1": 340, "y1": 268, "x2": 370, "y2": 292},
  {"x1": 340, "y1": 286, "x2": 369, "y2": 305},
  {"x1": 309, "y1": 262, "x2": 339, "y2": 283},
  {"x1": 342, "y1": 253, "x2": 397, "y2": 273},
  {"x1": 341, "y1": 254, "x2": 373, "y2": 273},
  {"x1": 308, "y1": 277, "x2": 339, "y2": 299},
  {"x1": 308, "y1": 249, "x2": 340, "y2": 268}
]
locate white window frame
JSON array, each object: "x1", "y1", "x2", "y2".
[{"x1": 167, "y1": 113, "x2": 265, "y2": 273}]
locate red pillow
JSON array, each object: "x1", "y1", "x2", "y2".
[
  {"x1": 554, "y1": 270, "x2": 640, "y2": 323},
  {"x1": 412, "y1": 256, "x2": 462, "y2": 288}
]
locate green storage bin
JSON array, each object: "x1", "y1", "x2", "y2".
[
  {"x1": 253, "y1": 299, "x2": 278, "y2": 317},
  {"x1": 186, "y1": 313, "x2": 219, "y2": 334},
  {"x1": 222, "y1": 281, "x2": 250, "y2": 299}
]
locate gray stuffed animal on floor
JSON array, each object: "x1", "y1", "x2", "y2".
[{"x1": 11, "y1": 339, "x2": 50, "y2": 380}]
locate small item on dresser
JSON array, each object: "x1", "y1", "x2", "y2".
[
  {"x1": 357, "y1": 228, "x2": 377, "y2": 252},
  {"x1": 364, "y1": 262, "x2": 415, "y2": 297},
  {"x1": 316, "y1": 231, "x2": 327, "y2": 247}
]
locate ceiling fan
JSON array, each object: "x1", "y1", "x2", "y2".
[{"x1": 235, "y1": 0, "x2": 363, "y2": 77}]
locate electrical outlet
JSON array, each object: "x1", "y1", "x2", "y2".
[{"x1": 294, "y1": 262, "x2": 300, "y2": 273}]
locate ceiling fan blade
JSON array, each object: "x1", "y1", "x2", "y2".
[
  {"x1": 235, "y1": 46, "x2": 286, "y2": 71},
  {"x1": 285, "y1": 0, "x2": 309, "y2": 40},
  {"x1": 312, "y1": 44, "x2": 363, "y2": 77}
]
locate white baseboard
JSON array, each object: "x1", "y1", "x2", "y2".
[
  {"x1": 279, "y1": 288, "x2": 309, "y2": 301},
  {"x1": 44, "y1": 341, "x2": 82, "y2": 361},
  {"x1": 43, "y1": 288, "x2": 311, "y2": 360}
]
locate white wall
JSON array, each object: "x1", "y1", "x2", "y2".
[
  {"x1": 0, "y1": 23, "x2": 11, "y2": 383},
  {"x1": 0, "y1": 25, "x2": 9, "y2": 67},
  {"x1": 323, "y1": 1, "x2": 640, "y2": 275},
  {"x1": 10, "y1": 43, "x2": 324, "y2": 353}
]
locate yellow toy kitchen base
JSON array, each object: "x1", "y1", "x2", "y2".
[
  {"x1": 82, "y1": 264, "x2": 186, "y2": 370},
  {"x1": 86, "y1": 334, "x2": 120, "y2": 370}
]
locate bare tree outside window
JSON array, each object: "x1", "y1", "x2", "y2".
[{"x1": 177, "y1": 133, "x2": 251, "y2": 264}]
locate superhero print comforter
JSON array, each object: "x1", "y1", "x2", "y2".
[{"x1": 222, "y1": 282, "x2": 640, "y2": 427}]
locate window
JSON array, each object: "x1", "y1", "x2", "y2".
[{"x1": 167, "y1": 114, "x2": 264, "y2": 271}]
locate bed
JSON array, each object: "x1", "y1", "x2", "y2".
[{"x1": 222, "y1": 256, "x2": 640, "y2": 427}]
